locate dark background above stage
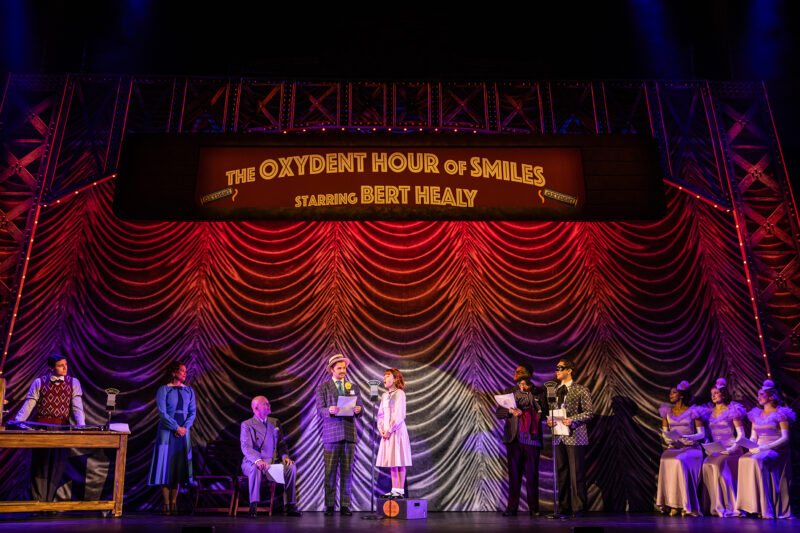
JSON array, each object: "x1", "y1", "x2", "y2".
[{"x1": 1, "y1": 1, "x2": 798, "y2": 193}]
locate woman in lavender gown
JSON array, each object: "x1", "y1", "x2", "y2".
[
  {"x1": 734, "y1": 380, "x2": 795, "y2": 519},
  {"x1": 700, "y1": 378, "x2": 746, "y2": 517},
  {"x1": 656, "y1": 380, "x2": 706, "y2": 516}
]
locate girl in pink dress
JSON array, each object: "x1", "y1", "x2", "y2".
[
  {"x1": 735, "y1": 380, "x2": 795, "y2": 519},
  {"x1": 656, "y1": 380, "x2": 706, "y2": 516},
  {"x1": 376, "y1": 368, "x2": 412, "y2": 499},
  {"x1": 700, "y1": 378, "x2": 746, "y2": 517}
]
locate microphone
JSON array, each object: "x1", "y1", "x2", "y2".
[
  {"x1": 104, "y1": 388, "x2": 120, "y2": 430},
  {"x1": 105, "y1": 388, "x2": 120, "y2": 412},
  {"x1": 544, "y1": 381, "x2": 558, "y2": 408},
  {"x1": 368, "y1": 379, "x2": 382, "y2": 400}
]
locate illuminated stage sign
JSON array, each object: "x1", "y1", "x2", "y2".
[
  {"x1": 115, "y1": 134, "x2": 664, "y2": 221},
  {"x1": 197, "y1": 146, "x2": 583, "y2": 218}
]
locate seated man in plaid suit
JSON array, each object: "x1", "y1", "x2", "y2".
[
  {"x1": 316, "y1": 354, "x2": 363, "y2": 516},
  {"x1": 240, "y1": 396, "x2": 302, "y2": 518}
]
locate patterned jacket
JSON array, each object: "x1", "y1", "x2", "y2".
[
  {"x1": 315, "y1": 379, "x2": 362, "y2": 444},
  {"x1": 553, "y1": 382, "x2": 593, "y2": 446},
  {"x1": 240, "y1": 415, "x2": 289, "y2": 467}
]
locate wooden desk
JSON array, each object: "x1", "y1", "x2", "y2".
[{"x1": 0, "y1": 430, "x2": 129, "y2": 517}]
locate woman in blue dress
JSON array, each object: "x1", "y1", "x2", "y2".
[{"x1": 147, "y1": 361, "x2": 196, "y2": 514}]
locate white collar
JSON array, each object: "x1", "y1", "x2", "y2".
[
  {"x1": 255, "y1": 416, "x2": 269, "y2": 425},
  {"x1": 50, "y1": 375, "x2": 66, "y2": 382},
  {"x1": 561, "y1": 379, "x2": 574, "y2": 388},
  {"x1": 332, "y1": 377, "x2": 346, "y2": 384}
]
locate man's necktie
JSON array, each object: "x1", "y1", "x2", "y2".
[
  {"x1": 557, "y1": 385, "x2": 567, "y2": 406},
  {"x1": 336, "y1": 380, "x2": 344, "y2": 395}
]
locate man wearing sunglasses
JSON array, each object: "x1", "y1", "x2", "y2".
[{"x1": 547, "y1": 359, "x2": 593, "y2": 517}]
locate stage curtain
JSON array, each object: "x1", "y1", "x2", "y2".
[{"x1": 0, "y1": 178, "x2": 764, "y2": 511}]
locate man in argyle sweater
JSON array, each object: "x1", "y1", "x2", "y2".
[{"x1": 15, "y1": 354, "x2": 86, "y2": 502}]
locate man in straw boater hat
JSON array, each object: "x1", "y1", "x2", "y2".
[{"x1": 315, "y1": 353, "x2": 362, "y2": 516}]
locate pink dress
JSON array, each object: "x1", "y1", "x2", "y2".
[
  {"x1": 700, "y1": 402, "x2": 746, "y2": 516},
  {"x1": 656, "y1": 404, "x2": 704, "y2": 514},
  {"x1": 376, "y1": 389, "x2": 412, "y2": 467},
  {"x1": 735, "y1": 406, "x2": 795, "y2": 519}
]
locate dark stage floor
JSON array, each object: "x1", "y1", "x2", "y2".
[{"x1": 0, "y1": 512, "x2": 796, "y2": 533}]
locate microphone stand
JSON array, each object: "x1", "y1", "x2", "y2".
[
  {"x1": 544, "y1": 381, "x2": 566, "y2": 519},
  {"x1": 362, "y1": 379, "x2": 384, "y2": 520}
]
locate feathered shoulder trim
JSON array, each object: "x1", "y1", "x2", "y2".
[
  {"x1": 708, "y1": 401, "x2": 746, "y2": 422},
  {"x1": 747, "y1": 406, "x2": 796, "y2": 424},
  {"x1": 659, "y1": 403, "x2": 702, "y2": 421}
]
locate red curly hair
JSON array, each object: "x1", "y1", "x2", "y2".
[{"x1": 384, "y1": 368, "x2": 405, "y2": 390}]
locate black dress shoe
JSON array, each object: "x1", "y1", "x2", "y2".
[
  {"x1": 285, "y1": 505, "x2": 302, "y2": 517},
  {"x1": 381, "y1": 492, "x2": 395, "y2": 499},
  {"x1": 340, "y1": 506, "x2": 353, "y2": 516},
  {"x1": 248, "y1": 503, "x2": 258, "y2": 518},
  {"x1": 530, "y1": 510, "x2": 544, "y2": 517},
  {"x1": 502, "y1": 509, "x2": 518, "y2": 517},
  {"x1": 324, "y1": 506, "x2": 334, "y2": 516}
]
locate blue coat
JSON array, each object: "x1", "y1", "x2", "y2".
[{"x1": 148, "y1": 385, "x2": 196, "y2": 485}]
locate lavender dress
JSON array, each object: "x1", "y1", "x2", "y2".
[
  {"x1": 735, "y1": 406, "x2": 796, "y2": 519},
  {"x1": 656, "y1": 404, "x2": 704, "y2": 514},
  {"x1": 700, "y1": 402, "x2": 746, "y2": 517}
]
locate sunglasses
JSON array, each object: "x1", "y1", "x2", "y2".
[{"x1": 555, "y1": 365, "x2": 568, "y2": 371}]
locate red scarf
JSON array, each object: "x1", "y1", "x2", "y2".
[{"x1": 519, "y1": 407, "x2": 540, "y2": 436}]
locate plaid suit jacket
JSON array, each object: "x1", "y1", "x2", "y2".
[
  {"x1": 316, "y1": 379, "x2": 362, "y2": 444},
  {"x1": 553, "y1": 382, "x2": 593, "y2": 446}
]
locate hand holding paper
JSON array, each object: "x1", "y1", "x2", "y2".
[
  {"x1": 336, "y1": 395, "x2": 357, "y2": 417},
  {"x1": 267, "y1": 463, "x2": 285, "y2": 484},
  {"x1": 735, "y1": 437, "x2": 758, "y2": 450},
  {"x1": 550, "y1": 408, "x2": 569, "y2": 436},
  {"x1": 494, "y1": 393, "x2": 517, "y2": 411},
  {"x1": 701, "y1": 441, "x2": 727, "y2": 454}
]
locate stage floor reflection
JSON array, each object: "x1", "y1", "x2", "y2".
[{"x1": 0, "y1": 512, "x2": 796, "y2": 533}]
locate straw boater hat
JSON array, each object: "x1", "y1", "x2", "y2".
[{"x1": 327, "y1": 354, "x2": 351, "y2": 368}]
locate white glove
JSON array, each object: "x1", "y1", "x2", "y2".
[{"x1": 681, "y1": 426, "x2": 705, "y2": 442}]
